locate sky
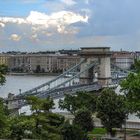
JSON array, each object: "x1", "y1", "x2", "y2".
[{"x1": 0, "y1": 0, "x2": 140, "y2": 52}]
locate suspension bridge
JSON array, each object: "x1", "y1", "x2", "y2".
[{"x1": 6, "y1": 47, "x2": 132, "y2": 110}]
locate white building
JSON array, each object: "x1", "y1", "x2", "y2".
[{"x1": 111, "y1": 51, "x2": 134, "y2": 70}]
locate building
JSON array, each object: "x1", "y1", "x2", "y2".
[
  {"x1": 2, "y1": 53, "x2": 80, "y2": 73},
  {"x1": 57, "y1": 55, "x2": 80, "y2": 72},
  {"x1": 135, "y1": 51, "x2": 140, "y2": 60},
  {"x1": 111, "y1": 51, "x2": 134, "y2": 70},
  {"x1": 0, "y1": 54, "x2": 10, "y2": 66},
  {"x1": 29, "y1": 54, "x2": 58, "y2": 73},
  {"x1": 9, "y1": 54, "x2": 31, "y2": 72}
]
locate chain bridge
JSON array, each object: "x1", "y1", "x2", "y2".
[{"x1": 6, "y1": 47, "x2": 132, "y2": 110}]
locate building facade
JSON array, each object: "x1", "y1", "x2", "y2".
[
  {"x1": 0, "y1": 54, "x2": 10, "y2": 66},
  {"x1": 1, "y1": 53, "x2": 80, "y2": 73},
  {"x1": 135, "y1": 51, "x2": 140, "y2": 60},
  {"x1": 0, "y1": 50, "x2": 136, "y2": 73},
  {"x1": 57, "y1": 55, "x2": 80, "y2": 72},
  {"x1": 111, "y1": 51, "x2": 134, "y2": 70}
]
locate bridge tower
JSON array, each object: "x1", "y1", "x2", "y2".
[
  {"x1": 7, "y1": 93, "x2": 19, "y2": 116},
  {"x1": 79, "y1": 47, "x2": 112, "y2": 86}
]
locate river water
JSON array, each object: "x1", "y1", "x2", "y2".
[
  {"x1": 0, "y1": 75, "x2": 65, "y2": 113},
  {"x1": 0, "y1": 75, "x2": 139, "y2": 122},
  {"x1": 0, "y1": 75, "x2": 55, "y2": 97}
]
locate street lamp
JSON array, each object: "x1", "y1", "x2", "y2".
[{"x1": 19, "y1": 89, "x2": 21, "y2": 94}]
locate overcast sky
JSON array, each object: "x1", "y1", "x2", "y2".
[{"x1": 0, "y1": 0, "x2": 140, "y2": 52}]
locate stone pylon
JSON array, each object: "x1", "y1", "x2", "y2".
[{"x1": 79, "y1": 47, "x2": 112, "y2": 86}]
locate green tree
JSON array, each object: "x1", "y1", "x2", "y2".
[
  {"x1": 0, "y1": 64, "x2": 8, "y2": 85},
  {"x1": 61, "y1": 121, "x2": 85, "y2": 140},
  {"x1": 132, "y1": 59, "x2": 140, "y2": 72},
  {"x1": 59, "y1": 92, "x2": 97, "y2": 115},
  {"x1": 59, "y1": 94, "x2": 78, "y2": 115},
  {"x1": 120, "y1": 72, "x2": 140, "y2": 117},
  {"x1": 9, "y1": 115, "x2": 35, "y2": 140},
  {"x1": 73, "y1": 108, "x2": 94, "y2": 133},
  {"x1": 26, "y1": 96, "x2": 54, "y2": 113},
  {"x1": 3, "y1": 96, "x2": 64, "y2": 139},
  {"x1": 26, "y1": 96, "x2": 64, "y2": 139},
  {"x1": 96, "y1": 88, "x2": 127, "y2": 137},
  {"x1": 76, "y1": 92, "x2": 97, "y2": 113},
  {"x1": 0, "y1": 98, "x2": 8, "y2": 138}
]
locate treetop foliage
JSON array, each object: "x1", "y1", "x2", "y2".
[
  {"x1": 59, "y1": 91, "x2": 97, "y2": 115},
  {"x1": 0, "y1": 64, "x2": 8, "y2": 85},
  {"x1": 96, "y1": 88, "x2": 128, "y2": 136}
]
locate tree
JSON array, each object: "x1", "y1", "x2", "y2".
[
  {"x1": 120, "y1": 72, "x2": 140, "y2": 117},
  {"x1": 59, "y1": 94, "x2": 79, "y2": 115},
  {"x1": 9, "y1": 115, "x2": 35, "y2": 140},
  {"x1": 0, "y1": 96, "x2": 65, "y2": 139},
  {"x1": 0, "y1": 98, "x2": 8, "y2": 138},
  {"x1": 76, "y1": 92, "x2": 97, "y2": 113},
  {"x1": 0, "y1": 64, "x2": 7, "y2": 85},
  {"x1": 96, "y1": 88, "x2": 128, "y2": 137},
  {"x1": 131, "y1": 59, "x2": 140, "y2": 72},
  {"x1": 26, "y1": 96, "x2": 54, "y2": 113},
  {"x1": 26, "y1": 96, "x2": 64, "y2": 139},
  {"x1": 73, "y1": 108, "x2": 94, "y2": 133},
  {"x1": 61, "y1": 121, "x2": 85, "y2": 140},
  {"x1": 59, "y1": 92, "x2": 97, "y2": 115}
]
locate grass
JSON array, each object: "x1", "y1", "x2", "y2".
[
  {"x1": 89, "y1": 128, "x2": 107, "y2": 135},
  {"x1": 88, "y1": 128, "x2": 107, "y2": 140}
]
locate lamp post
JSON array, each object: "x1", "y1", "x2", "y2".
[
  {"x1": 124, "y1": 116, "x2": 127, "y2": 140},
  {"x1": 19, "y1": 89, "x2": 21, "y2": 94}
]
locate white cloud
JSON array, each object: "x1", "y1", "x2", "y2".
[
  {"x1": 0, "y1": 10, "x2": 88, "y2": 34},
  {"x1": 26, "y1": 11, "x2": 88, "y2": 27},
  {"x1": 60, "y1": 0, "x2": 76, "y2": 6},
  {"x1": 10, "y1": 34, "x2": 21, "y2": 41},
  {"x1": 0, "y1": 17, "x2": 25, "y2": 24},
  {"x1": 0, "y1": 22, "x2": 5, "y2": 28}
]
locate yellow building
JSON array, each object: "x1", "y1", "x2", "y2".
[{"x1": 0, "y1": 54, "x2": 10, "y2": 66}]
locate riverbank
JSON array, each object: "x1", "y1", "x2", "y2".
[{"x1": 7, "y1": 72, "x2": 61, "y2": 76}]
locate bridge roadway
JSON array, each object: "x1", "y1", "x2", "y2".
[
  {"x1": 10, "y1": 82, "x2": 102, "y2": 109},
  {"x1": 7, "y1": 78, "x2": 123, "y2": 109},
  {"x1": 36, "y1": 82, "x2": 102, "y2": 99}
]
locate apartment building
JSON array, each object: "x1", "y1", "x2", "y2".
[
  {"x1": 8, "y1": 54, "x2": 31, "y2": 72},
  {"x1": 0, "y1": 54, "x2": 10, "y2": 66},
  {"x1": 57, "y1": 55, "x2": 80, "y2": 72},
  {"x1": 2, "y1": 53, "x2": 80, "y2": 73},
  {"x1": 135, "y1": 51, "x2": 140, "y2": 60},
  {"x1": 29, "y1": 54, "x2": 58, "y2": 72},
  {"x1": 111, "y1": 51, "x2": 134, "y2": 70}
]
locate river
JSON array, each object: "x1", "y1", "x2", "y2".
[
  {"x1": 0, "y1": 75, "x2": 65, "y2": 113},
  {"x1": 0, "y1": 75, "x2": 139, "y2": 122},
  {"x1": 0, "y1": 75, "x2": 55, "y2": 97}
]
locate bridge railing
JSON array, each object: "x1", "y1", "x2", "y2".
[
  {"x1": 18, "y1": 58, "x2": 86, "y2": 96},
  {"x1": 35, "y1": 61, "x2": 99, "y2": 97},
  {"x1": 111, "y1": 63, "x2": 135, "y2": 74},
  {"x1": 111, "y1": 63, "x2": 136, "y2": 80}
]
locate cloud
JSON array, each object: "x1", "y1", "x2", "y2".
[
  {"x1": 60, "y1": 0, "x2": 76, "y2": 6},
  {"x1": 0, "y1": 10, "x2": 88, "y2": 35},
  {"x1": 10, "y1": 34, "x2": 21, "y2": 41},
  {"x1": 0, "y1": 22, "x2": 5, "y2": 28}
]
